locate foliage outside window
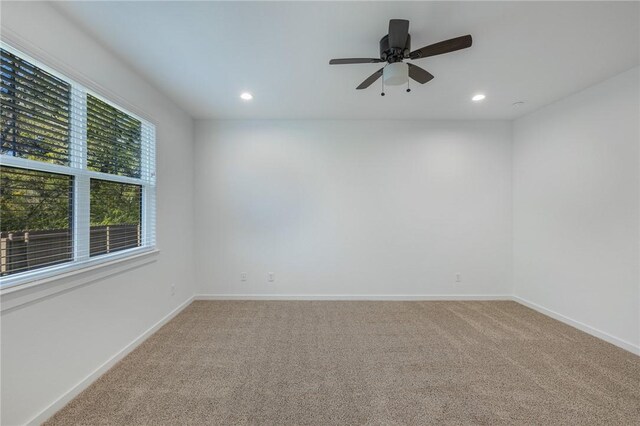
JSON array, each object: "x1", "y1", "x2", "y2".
[
  {"x1": 1, "y1": 48, "x2": 71, "y2": 165},
  {"x1": 87, "y1": 94, "x2": 141, "y2": 178},
  {"x1": 0, "y1": 167, "x2": 73, "y2": 276},
  {"x1": 90, "y1": 179, "x2": 141, "y2": 257},
  {"x1": 0, "y1": 44, "x2": 155, "y2": 287}
]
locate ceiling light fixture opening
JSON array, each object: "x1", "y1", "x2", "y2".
[
  {"x1": 472, "y1": 94, "x2": 486, "y2": 102},
  {"x1": 240, "y1": 92, "x2": 253, "y2": 101}
]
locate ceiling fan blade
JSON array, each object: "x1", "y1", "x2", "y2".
[
  {"x1": 356, "y1": 68, "x2": 384, "y2": 90},
  {"x1": 407, "y1": 63, "x2": 434, "y2": 84},
  {"x1": 330, "y1": 58, "x2": 383, "y2": 65},
  {"x1": 410, "y1": 35, "x2": 472, "y2": 59},
  {"x1": 388, "y1": 19, "x2": 410, "y2": 48}
]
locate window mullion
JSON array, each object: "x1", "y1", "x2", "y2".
[
  {"x1": 141, "y1": 124, "x2": 156, "y2": 248},
  {"x1": 70, "y1": 86, "x2": 89, "y2": 262}
]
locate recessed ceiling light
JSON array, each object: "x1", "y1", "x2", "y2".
[
  {"x1": 240, "y1": 92, "x2": 253, "y2": 101},
  {"x1": 472, "y1": 94, "x2": 486, "y2": 102}
]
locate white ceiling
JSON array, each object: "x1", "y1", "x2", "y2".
[{"x1": 54, "y1": 1, "x2": 639, "y2": 120}]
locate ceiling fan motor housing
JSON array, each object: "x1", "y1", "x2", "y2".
[{"x1": 380, "y1": 34, "x2": 411, "y2": 62}]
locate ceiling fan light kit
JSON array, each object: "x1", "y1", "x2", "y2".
[
  {"x1": 329, "y1": 19, "x2": 472, "y2": 95},
  {"x1": 383, "y1": 62, "x2": 408, "y2": 86}
]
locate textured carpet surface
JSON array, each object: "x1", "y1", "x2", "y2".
[{"x1": 45, "y1": 301, "x2": 640, "y2": 425}]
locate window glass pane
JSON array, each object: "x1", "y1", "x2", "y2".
[
  {"x1": 87, "y1": 94, "x2": 141, "y2": 178},
  {"x1": 0, "y1": 166, "x2": 73, "y2": 276},
  {"x1": 0, "y1": 48, "x2": 71, "y2": 165},
  {"x1": 90, "y1": 179, "x2": 141, "y2": 257}
]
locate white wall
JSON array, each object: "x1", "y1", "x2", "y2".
[
  {"x1": 0, "y1": 3, "x2": 196, "y2": 425},
  {"x1": 194, "y1": 120, "x2": 512, "y2": 298},
  {"x1": 513, "y1": 67, "x2": 640, "y2": 352},
  {"x1": 1, "y1": 2, "x2": 637, "y2": 424}
]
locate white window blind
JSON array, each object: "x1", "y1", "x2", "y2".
[{"x1": 0, "y1": 43, "x2": 156, "y2": 288}]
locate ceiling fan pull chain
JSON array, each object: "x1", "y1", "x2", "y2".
[
  {"x1": 381, "y1": 76, "x2": 385, "y2": 96},
  {"x1": 406, "y1": 78, "x2": 411, "y2": 93}
]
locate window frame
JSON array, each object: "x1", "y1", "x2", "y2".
[{"x1": 0, "y1": 42, "x2": 156, "y2": 290}]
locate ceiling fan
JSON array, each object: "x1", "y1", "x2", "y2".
[{"x1": 329, "y1": 19, "x2": 472, "y2": 95}]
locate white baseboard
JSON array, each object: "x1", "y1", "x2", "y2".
[
  {"x1": 512, "y1": 296, "x2": 640, "y2": 356},
  {"x1": 27, "y1": 296, "x2": 194, "y2": 426},
  {"x1": 195, "y1": 294, "x2": 512, "y2": 301}
]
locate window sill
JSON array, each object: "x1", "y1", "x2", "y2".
[{"x1": 0, "y1": 248, "x2": 159, "y2": 313}]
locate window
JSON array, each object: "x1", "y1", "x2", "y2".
[{"x1": 0, "y1": 44, "x2": 156, "y2": 288}]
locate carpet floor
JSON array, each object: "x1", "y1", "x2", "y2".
[{"x1": 45, "y1": 301, "x2": 640, "y2": 425}]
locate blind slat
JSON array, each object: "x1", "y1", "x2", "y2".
[
  {"x1": 1, "y1": 54, "x2": 70, "y2": 91},
  {"x1": 1, "y1": 95, "x2": 70, "y2": 127},
  {"x1": 1, "y1": 79, "x2": 72, "y2": 108},
  {"x1": 1, "y1": 60, "x2": 70, "y2": 95},
  {"x1": 1, "y1": 120, "x2": 71, "y2": 142},
  {"x1": 1, "y1": 106, "x2": 70, "y2": 132},
  {"x1": 1, "y1": 69, "x2": 71, "y2": 101},
  {"x1": 1, "y1": 132, "x2": 71, "y2": 153}
]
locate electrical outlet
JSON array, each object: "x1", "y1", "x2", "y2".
[
  {"x1": 268, "y1": 272, "x2": 275, "y2": 282},
  {"x1": 455, "y1": 273, "x2": 461, "y2": 283},
  {"x1": 240, "y1": 272, "x2": 248, "y2": 281},
  {"x1": 171, "y1": 284, "x2": 176, "y2": 296}
]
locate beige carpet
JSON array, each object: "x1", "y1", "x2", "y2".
[{"x1": 45, "y1": 301, "x2": 640, "y2": 425}]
